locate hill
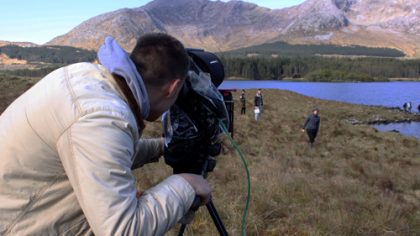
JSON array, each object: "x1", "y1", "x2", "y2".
[
  {"x1": 47, "y1": 0, "x2": 420, "y2": 57},
  {"x1": 0, "y1": 40, "x2": 38, "y2": 48},
  {"x1": 0, "y1": 45, "x2": 96, "y2": 64},
  {"x1": 0, "y1": 45, "x2": 97, "y2": 77}
]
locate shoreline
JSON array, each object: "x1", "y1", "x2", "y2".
[
  {"x1": 227, "y1": 76, "x2": 420, "y2": 82},
  {"x1": 348, "y1": 106, "x2": 420, "y2": 125}
]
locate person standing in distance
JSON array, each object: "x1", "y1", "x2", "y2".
[
  {"x1": 302, "y1": 108, "x2": 321, "y2": 148},
  {"x1": 240, "y1": 89, "x2": 246, "y2": 115},
  {"x1": 254, "y1": 89, "x2": 263, "y2": 121},
  {"x1": 0, "y1": 33, "x2": 210, "y2": 235}
]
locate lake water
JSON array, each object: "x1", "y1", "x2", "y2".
[
  {"x1": 219, "y1": 80, "x2": 420, "y2": 139},
  {"x1": 220, "y1": 81, "x2": 420, "y2": 108},
  {"x1": 373, "y1": 122, "x2": 420, "y2": 139}
]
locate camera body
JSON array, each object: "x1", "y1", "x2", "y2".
[{"x1": 162, "y1": 49, "x2": 230, "y2": 174}]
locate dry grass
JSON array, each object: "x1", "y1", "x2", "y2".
[
  {"x1": 1, "y1": 76, "x2": 419, "y2": 235},
  {"x1": 139, "y1": 90, "x2": 420, "y2": 236},
  {"x1": 0, "y1": 75, "x2": 40, "y2": 113}
]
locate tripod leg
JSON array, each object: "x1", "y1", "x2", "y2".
[
  {"x1": 178, "y1": 224, "x2": 187, "y2": 236},
  {"x1": 178, "y1": 199, "x2": 228, "y2": 236},
  {"x1": 177, "y1": 197, "x2": 201, "y2": 236},
  {"x1": 177, "y1": 159, "x2": 229, "y2": 235},
  {"x1": 206, "y1": 200, "x2": 229, "y2": 236}
]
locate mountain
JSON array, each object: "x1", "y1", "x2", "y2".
[
  {"x1": 0, "y1": 40, "x2": 38, "y2": 48},
  {"x1": 47, "y1": 0, "x2": 420, "y2": 57}
]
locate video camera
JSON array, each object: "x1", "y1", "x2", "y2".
[
  {"x1": 162, "y1": 49, "x2": 233, "y2": 174},
  {"x1": 162, "y1": 49, "x2": 233, "y2": 235}
]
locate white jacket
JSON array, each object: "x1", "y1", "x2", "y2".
[{"x1": 0, "y1": 63, "x2": 195, "y2": 235}]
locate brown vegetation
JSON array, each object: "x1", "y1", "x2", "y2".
[
  {"x1": 139, "y1": 89, "x2": 420, "y2": 235},
  {"x1": 0, "y1": 75, "x2": 39, "y2": 113}
]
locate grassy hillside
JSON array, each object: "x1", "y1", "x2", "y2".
[
  {"x1": 139, "y1": 89, "x2": 420, "y2": 235},
  {"x1": 225, "y1": 41, "x2": 406, "y2": 58},
  {"x1": 0, "y1": 45, "x2": 96, "y2": 78}
]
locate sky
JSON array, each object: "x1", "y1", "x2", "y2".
[{"x1": 0, "y1": 0, "x2": 305, "y2": 44}]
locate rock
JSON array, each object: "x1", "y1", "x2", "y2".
[
  {"x1": 415, "y1": 190, "x2": 420, "y2": 199},
  {"x1": 383, "y1": 231, "x2": 398, "y2": 236}
]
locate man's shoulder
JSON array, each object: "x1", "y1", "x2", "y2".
[
  {"x1": 76, "y1": 89, "x2": 133, "y2": 122},
  {"x1": 64, "y1": 65, "x2": 135, "y2": 123}
]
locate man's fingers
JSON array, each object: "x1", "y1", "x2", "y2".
[{"x1": 178, "y1": 173, "x2": 212, "y2": 206}]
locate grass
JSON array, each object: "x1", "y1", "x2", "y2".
[
  {"x1": 0, "y1": 74, "x2": 40, "y2": 113},
  {"x1": 139, "y1": 89, "x2": 420, "y2": 235},
  {"x1": 1, "y1": 75, "x2": 419, "y2": 235}
]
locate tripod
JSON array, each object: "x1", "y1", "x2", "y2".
[{"x1": 177, "y1": 158, "x2": 228, "y2": 236}]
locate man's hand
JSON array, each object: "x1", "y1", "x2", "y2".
[
  {"x1": 179, "y1": 174, "x2": 211, "y2": 205},
  {"x1": 301, "y1": 129, "x2": 305, "y2": 133}
]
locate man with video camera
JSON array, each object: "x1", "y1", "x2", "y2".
[{"x1": 0, "y1": 33, "x2": 210, "y2": 235}]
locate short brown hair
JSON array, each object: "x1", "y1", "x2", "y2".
[{"x1": 130, "y1": 33, "x2": 189, "y2": 86}]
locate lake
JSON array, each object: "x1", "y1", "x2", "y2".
[
  {"x1": 219, "y1": 81, "x2": 420, "y2": 108},
  {"x1": 219, "y1": 80, "x2": 420, "y2": 139}
]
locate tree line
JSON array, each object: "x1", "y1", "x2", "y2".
[
  {"x1": 1, "y1": 44, "x2": 419, "y2": 81},
  {"x1": 225, "y1": 41, "x2": 405, "y2": 58},
  {"x1": 0, "y1": 45, "x2": 96, "y2": 64},
  {"x1": 219, "y1": 56, "x2": 420, "y2": 81}
]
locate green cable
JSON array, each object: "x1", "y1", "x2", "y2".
[{"x1": 219, "y1": 120, "x2": 251, "y2": 236}]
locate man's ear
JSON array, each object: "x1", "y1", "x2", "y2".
[{"x1": 166, "y1": 78, "x2": 182, "y2": 98}]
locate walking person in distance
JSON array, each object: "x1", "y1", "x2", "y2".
[{"x1": 302, "y1": 108, "x2": 321, "y2": 148}]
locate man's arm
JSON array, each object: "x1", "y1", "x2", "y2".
[
  {"x1": 57, "y1": 111, "x2": 195, "y2": 235},
  {"x1": 302, "y1": 116, "x2": 310, "y2": 130},
  {"x1": 132, "y1": 138, "x2": 164, "y2": 169},
  {"x1": 316, "y1": 117, "x2": 321, "y2": 132}
]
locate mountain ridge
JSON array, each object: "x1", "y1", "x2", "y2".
[
  {"x1": 46, "y1": 0, "x2": 420, "y2": 56},
  {"x1": 0, "y1": 40, "x2": 38, "y2": 48}
]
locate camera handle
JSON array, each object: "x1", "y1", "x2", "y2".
[{"x1": 178, "y1": 158, "x2": 229, "y2": 236}]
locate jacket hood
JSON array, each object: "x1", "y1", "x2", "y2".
[{"x1": 98, "y1": 36, "x2": 150, "y2": 119}]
